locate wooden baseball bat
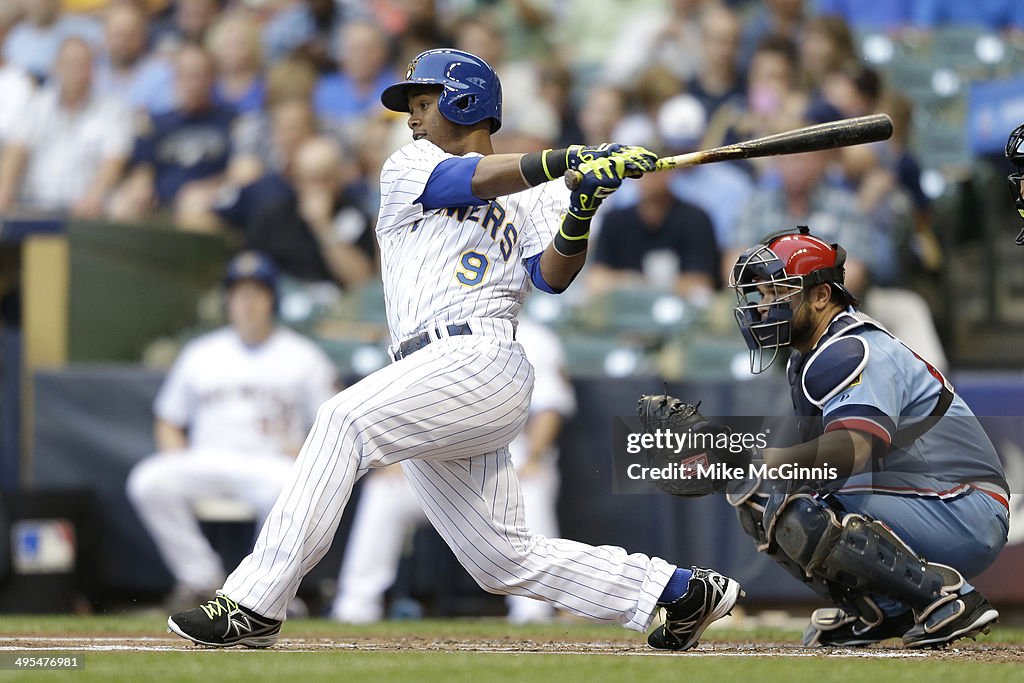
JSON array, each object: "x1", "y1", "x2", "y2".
[{"x1": 564, "y1": 113, "x2": 894, "y2": 190}]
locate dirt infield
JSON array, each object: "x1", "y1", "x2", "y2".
[{"x1": 1, "y1": 634, "x2": 1021, "y2": 662}]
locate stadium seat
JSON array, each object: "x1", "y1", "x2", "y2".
[
  {"x1": 930, "y1": 26, "x2": 1005, "y2": 79},
  {"x1": 560, "y1": 334, "x2": 650, "y2": 378},
  {"x1": 886, "y1": 62, "x2": 963, "y2": 107},
  {"x1": 580, "y1": 288, "x2": 696, "y2": 337},
  {"x1": 661, "y1": 334, "x2": 752, "y2": 382},
  {"x1": 911, "y1": 120, "x2": 973, "y2": 173},
  {"x1": 317, "y1": 337, "x2": 389, "y2": 377},
  {"x1": 345, "y1": 280, "x2": 388, "y2": 326}
]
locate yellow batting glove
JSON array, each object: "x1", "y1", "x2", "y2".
[
  {"x1": 571, "y1": 156, "x2": 627, "y2": 214},
  {"x1": 613, "y1": 145, "x2": 659, "y2": 175}
]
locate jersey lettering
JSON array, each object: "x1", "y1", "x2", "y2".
[
  {"x1": 443, "y1": 200, "x2": 519, "y2": 261},
  {"x1": 455, "y1": 251, "x2": 489, "y2": 286},
  {"x1": 499, "y1": 225, "x2": 518, "y2": 261},
  {"x1": 377, "y1": 140, "x2": 566, "y2": 339}
]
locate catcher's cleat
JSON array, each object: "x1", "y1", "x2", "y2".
[
  {"x1": 902, "y1": 590, "x2": 998, "y2": 649},
  {"x1": 647, "y1": 567, "x2": 744, "y2": 651},
  {"x1": 168, "y1": 593, "x2": 281, "y2": 648},
  {"x1": 802, "y1": 607, "x2": 915, "y2": 647}
]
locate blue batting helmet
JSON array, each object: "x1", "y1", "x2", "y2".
[{"x1": 381, "y1": 49, "x2": 502, "y2": 132}]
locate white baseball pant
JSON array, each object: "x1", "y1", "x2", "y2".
[
  {"x1": 331, "y1": 460, "x2": 559, "y2": 623},
  {"x1": 221, "y1": 319, "x2": 674, "y2": 629}
]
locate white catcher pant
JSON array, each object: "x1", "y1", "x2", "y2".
[{"x1": 222, "y1": 320, "x2": 674, "y2": 629}]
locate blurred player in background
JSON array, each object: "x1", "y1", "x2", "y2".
[
  {"x1": 127, "y1": 251, "x2": 337, "y2": 610},
  {"x1": 331, "y1": 317, "x2": 575, "y2": 624}
]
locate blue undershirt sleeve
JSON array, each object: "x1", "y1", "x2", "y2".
[
  {"x1": 523, "y1": 252, "x2": 559, "y2": 294},
  {"x1": 416, "y1": 156, "x2": 487, "y2": 209}
]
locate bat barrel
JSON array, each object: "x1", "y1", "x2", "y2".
[{"x1": 564, "y1": 113, "x2": 894, "y2": 190}]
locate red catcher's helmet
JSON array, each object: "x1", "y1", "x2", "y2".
[
  {"x1": 764, "y1": 231, "x2": 859, "y2": 304},
  {"x1": 729, "y1": 226, "x2": 859, "y2": 374}
]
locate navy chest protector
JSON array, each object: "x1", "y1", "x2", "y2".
[{"x1": 786, "y1": 312, "x2": 953, "y2": 447}]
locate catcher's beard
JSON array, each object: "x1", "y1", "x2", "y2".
[{"x1": 787, "y1": 297, "x2": 817, "y2": 350}]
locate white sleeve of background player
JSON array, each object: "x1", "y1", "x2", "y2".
[
  {"x1": 301, "y1": 344, "x2": 339, "y2": 427},
  {"x1": 377, "y1": 140, "x2": 455, "y2": 232},
  {"x1": 518, "y1": 181, "x2": 570, "y2": 259},
  {"x1": 153, "y1": 343, "x2": 197, "y2": 427}
]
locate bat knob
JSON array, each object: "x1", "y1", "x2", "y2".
[{"x1": 564, "y1": 169, "x2": 582, "y2": 191}]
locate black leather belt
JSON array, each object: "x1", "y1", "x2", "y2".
[{"x1": 393, "y1": 323, "x2": 474, "y2": 361}]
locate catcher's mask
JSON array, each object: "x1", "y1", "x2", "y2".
[
  {"x1": 729, "y1": 226, "x2": 859, "y2": 374},
  {"x1": 1005, "y1": 122, "x2": 1024, "y2": 246}
]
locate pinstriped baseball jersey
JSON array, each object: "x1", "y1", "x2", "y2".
[{"x1": 378, "y1": 139, "x2": 567, "y2": 342}]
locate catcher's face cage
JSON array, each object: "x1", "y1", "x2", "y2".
[
  {"x1": 1006, "y1": 122, "x2": 1024, "y2": 246},
  {"x1": 729, "y1": 244, "x2": 803, "y2": 374}
]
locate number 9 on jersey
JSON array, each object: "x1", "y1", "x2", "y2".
[{"x1": 456, "y1": 251, "x2": 489, "y2": 287}]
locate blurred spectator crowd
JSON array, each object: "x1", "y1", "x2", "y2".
[{"x1": 3, "y1": 0, "x2": 1022, "y2": 376}]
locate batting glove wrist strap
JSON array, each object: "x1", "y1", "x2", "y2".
[
  {"x1": 520, "y1": 148, "x2": 572, "y2": 186},
  {"x1": 553, "y1": 211, "x2": 592, "y2": 256}
]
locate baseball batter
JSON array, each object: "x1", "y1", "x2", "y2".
[
  {"x1": 330, "y1": 317, "x2": 575, "y2": 624},
  {"x1": 128, "y1": 251, "x2": 337, "y2": 606},
  {"x1": 168, "y1": 49, "x2": 742, "y2": 650}
]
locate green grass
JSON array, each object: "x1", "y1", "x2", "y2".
[
  {"x1": 0, "y1": 616, "x2": 1019, "y2": 683},
  {"x1": 11, "y1": 652, "x2": 1024, "y2": 683}
]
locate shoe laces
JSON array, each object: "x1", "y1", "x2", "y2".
[{"x1": 200, "y1": 595, "x2": 239, "y2": 620}]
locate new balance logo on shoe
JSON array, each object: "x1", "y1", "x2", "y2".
[{"x1": 168, "y1": 594, "x2": 282, "y2": 649}]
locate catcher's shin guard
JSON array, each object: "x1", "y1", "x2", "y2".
[{"x1": 771, "y1": 497, "x2": 965, "y2": 614}]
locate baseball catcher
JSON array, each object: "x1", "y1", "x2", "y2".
[
  {"x1": 640, "y1": 227, "x2": 1009, "y2": 649},
  {"x1": 1006, "y1": 121, "x2": 1024, "y2": 245}
]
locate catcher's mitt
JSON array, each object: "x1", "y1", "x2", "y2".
[{"x1": 636, "y1": 394, "x2": 752, "y2": 497}]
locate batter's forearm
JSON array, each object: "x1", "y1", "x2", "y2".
[
  {"x1": 470, "y1": 154, "x2": 534, "y2": 199},
  {"x1": 538, "y1": 243, "x2": 586, "y2": 292},
  {"x1": 471, "y1": 147, "x2": 582, "y2": 199}
]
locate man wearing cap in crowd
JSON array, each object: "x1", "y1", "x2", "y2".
[{"x1": 608, "y1": 94, "x2": 754, "y2": 254}]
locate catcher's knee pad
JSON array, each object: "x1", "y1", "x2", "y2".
[{"x1": 771, "y1": 494, "x2": 844, "y2": 572}]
